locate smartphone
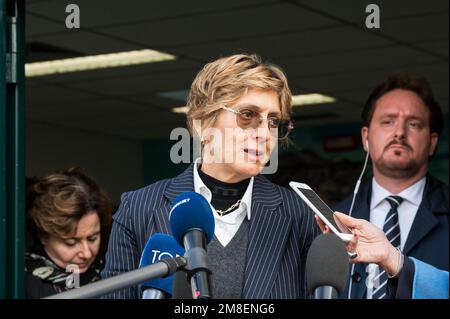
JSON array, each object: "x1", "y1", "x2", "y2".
[{"x1": 289, "y1": 181, "x2": 353, "y2": 242}]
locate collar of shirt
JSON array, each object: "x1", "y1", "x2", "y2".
[
  {"x1": 371, "y1": 176, "x2": 426, "y2": 210},
  {"x1": 193, "y1": 158, "x2": 253, "y2": 224}
]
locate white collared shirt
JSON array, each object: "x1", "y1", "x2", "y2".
[
  {"x1": 193, "y1": 158, "x2": 254, "y2": 247},
  {"x1": 369, "y1": 176, "x2": 426, "y2": 250},
  {"x1": 366, "y1": 176, "x2": 426, "y2": 298}
]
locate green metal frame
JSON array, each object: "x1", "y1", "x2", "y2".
[
  {"x1": 0, "y1": 0, "x2": 25, "y2": 299},
  {"x1": 0, "y1": 0, "x2": 6, "y2": 299}
]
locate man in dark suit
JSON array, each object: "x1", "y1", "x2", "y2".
[
  {"x1": 334, "y1": 73, "x2": 449, "y2": 299},
  {"x1": 320, "y1": 211, "x2": 449, "y2": 299}
]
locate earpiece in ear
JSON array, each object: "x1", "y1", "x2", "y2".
[
  {"x1": 201, "y1": 136, "x2": 210, "y2": 145},
  {"x1": 365, "y1": 139, "x2": 369, "y2": 152}
]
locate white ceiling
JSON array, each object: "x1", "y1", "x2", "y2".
[{"x1": 25, "y1": 0, "x2": 449, "y2": 140}]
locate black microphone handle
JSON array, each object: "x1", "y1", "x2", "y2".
[
  {"x1": 172, "y1": 271, "x2": 193, "y2": 299},
  {"x1": 314, "y1": 285, "x2": 338, "y2": 299},
  {"x1": 183, "y1": 229, "x2": 212, "y2": 299},
  {"x1": 183, "y1": 229, "x2": 206, "y2": 251},
  {"x1": 189, "y1": 268, "x2": 211, "y2": 299}
]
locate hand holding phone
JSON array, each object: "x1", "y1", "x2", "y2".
[{"x1": 289, "y1": 181, "x2": 354, "y2": 242}]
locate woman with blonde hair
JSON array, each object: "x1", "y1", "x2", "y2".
[{"x1": 102, "y1": 54, "x2": 320, "y2": 299}]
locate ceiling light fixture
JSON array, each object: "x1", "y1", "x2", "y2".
[
  {"x1": 170, "y1": 93, "x2": 336, "y2": 114},
  {"x1": 172, "y1": 106, "x2": 189, "y2": 114},
  {"x1": 291, "y1": 93, "x2": 336, "y2": 106},
  {"x1": 25, "y1": 49, "x2": 176, "y2": 77}
]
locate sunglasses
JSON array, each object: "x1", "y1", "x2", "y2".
[{"x1": 222, "y1": 106, "x2": 294, "y2": 140}]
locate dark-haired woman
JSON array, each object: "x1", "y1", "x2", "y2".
[{"x1": 26, "y1": 167, "x2": 112, "y2": 298}]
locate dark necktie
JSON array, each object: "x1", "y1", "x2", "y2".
[{"x1": 371, "y1": 195, "x2": 403, "y2": 299}]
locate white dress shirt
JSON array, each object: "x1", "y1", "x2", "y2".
[
  {"x1": 193, "y1": 158, "x2": 254, "y2": 247},
  {"x1": 366, "y1": 176, "x2": 426, "y2": 298}
]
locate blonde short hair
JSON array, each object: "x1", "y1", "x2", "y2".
[{"x1": 186, "y1": 54, "x2": 292, "y2": 135}]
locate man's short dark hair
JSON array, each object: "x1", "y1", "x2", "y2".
[{"x1": 362, "y1": 72, "x2": 443, "y2": 135}]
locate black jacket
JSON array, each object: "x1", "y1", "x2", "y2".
[{"x1": 334, "y1": 174, "x2": 449, "y2": 299}]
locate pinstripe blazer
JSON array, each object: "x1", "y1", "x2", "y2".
[{"x1": 101, "y1": 164, "x2": 320, "y2": 299}]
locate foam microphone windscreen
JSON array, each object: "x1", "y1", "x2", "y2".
[
  {"x1": 306, "y1": 233, "x2": 349, "y2": 294},
  {"x1": 139, "y1": 233, "x2": 185, "y2": 296},
  {"x1": 169, "y1": 191, "x2": 215, "y2": 246}
]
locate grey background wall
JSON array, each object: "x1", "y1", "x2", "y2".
[{"x1": 26, "y1": 122, "x2": 143, "y2": 202}]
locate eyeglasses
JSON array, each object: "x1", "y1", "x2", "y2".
[{"x1": 222, "y1": 106, "x2": 294, "y2": 140}]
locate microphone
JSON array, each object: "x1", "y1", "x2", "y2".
[
  {"x1": 139, "y1": 233, "x2": 185, "y2": 299},
  {"x1": 169, "y1": 191, "x2": 215, "y2": 299},
  {"x1": 306, "y1": 233, "x2": 349, "y2": 299},
  {"x1": 172, "y1": 271, "x2": 193, "y2": 299},
  {"x1": 45, "y1": 256, "x2": 186, "y2": 299}
]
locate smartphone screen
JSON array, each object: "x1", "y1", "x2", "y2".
[{"x1": 296, "y1": 187, "x2": 351, "y2": 234}]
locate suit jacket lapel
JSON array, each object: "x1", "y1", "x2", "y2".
[
  {"x1": 403, "y1": 175, "x2": 446, "y2": 254},
  {"x1": 349, "y1": 182, "x2": 371, "y2": 221},
  {"x1": 153, "y1": 164, "x2": 195, "y2": 235},
  {"x1": 242, "y1": 175, "x2": 292, "y2": 299},
  {"x1": 348, "y1": 182, "x2": 371, "y2": 299}
]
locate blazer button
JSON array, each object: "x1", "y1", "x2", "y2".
[{"x1": 352, "y1": 272, "x2": 361, "y2": 283}]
